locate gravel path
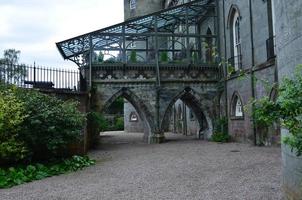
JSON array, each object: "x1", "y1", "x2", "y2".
[{"x1": 1, "y1": 131, "x2": 282, "y2": 200}]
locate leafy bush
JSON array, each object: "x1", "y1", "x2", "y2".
[
  {"x1": 107, "y1": 97, "x2": 124, "y2": 114},
  {"x1": 211, "y1": 117, "x2": 230, "y2": 143},
  {"x1": 0, "y1": 155, "x2": 95, "y2": 188},
  {"x1": 211, "y1": 132, "x2": 231, "y2": 143},
  {"x1": 192, "y1": 52, "x2": 198, "y2": 64},
  {"x1": 213, "y1": 117, "x2": 228, "y2": 135},
  {"x1": 0, "y1": 87, "x2": 29, "y2": 162},
  {"x1": 130, "y1": 50, "x2": 137, "y2": 63},
  {"x1": 251, "y1": 65, "x2": 302, "y2": 156},
  {"x1": 0, "y1": 138, "x2": 28, "y2": 164},
  {"x1": 14, "y1": 89, "x2": 86, "y2": 160},
  {"x1": 160, "y1": 51, "x2": 169, "y2": 63},
  {"x1": 114, "y1": 117, "x2": 124, "y2": 130}
]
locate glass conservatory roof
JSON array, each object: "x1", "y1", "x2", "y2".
[{"x1": 56, "y1": 0, "x2": 215, "y2": 60}]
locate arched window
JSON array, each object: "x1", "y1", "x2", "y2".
[
  {"x1": 231, "y1": 93, "x2": 244, "y2": 118},
  {"x1": 178, "y1": 104, "x2": 183, "y2": 120},
  {"x1": 235, "y1": 98, "x2": 243, "y2": 117},
  {"x1": 229, "y1": 7, "x2": 241, "y2": 71},
  {"x1": 129, "y1": 112, "x2": 138, "y2": 122}
]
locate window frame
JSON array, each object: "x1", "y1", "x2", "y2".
[
  {"x1": 129, "y1": 112, "x2": 138, "y2": 122},
  {"x1": 232, "y1": 11, "x2": 241, "y2": 71},
  {"x1": 230, "y1": 92, "x2": 244, "y2": 120}
]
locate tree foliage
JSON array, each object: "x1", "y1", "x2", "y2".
[
  {"x1": 2, "y1": 49, "x2": 21, "y2": 64},
  {"x1": 0, "y1": 49, "x2": 27, "y2": 84}
]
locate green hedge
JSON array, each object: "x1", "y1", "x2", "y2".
[{"x1": 0, "y1": 84, "x2": 86, "y2": 162}]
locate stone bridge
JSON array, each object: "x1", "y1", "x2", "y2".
[
  {"x1": 55, "y1": 0, "x2": 222, "y2": 143},
  {"x1": 89, "y1": 63, "x2": 221, "y2": 143}
]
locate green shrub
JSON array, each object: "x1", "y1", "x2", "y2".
[
  {"x1": 114, "y1": 117, "x2": 124, "y2": 130},
  {"x1": 15, "y1": 89, "x2": 86, "y2": 160},
  {"x1": 213, "y1": 117, "x2": 228, "y2": 135},
  {"x1": 0, "y1": 155, "x2": 95, "y2": 188},
  {"x1": 107, "y1": 97, "x2": 124, "y2": 114},
  {"x1": 160, "y1": 51, "x2": 169, "y2": 63},
  {"x1": 192, "y1": 52, "x2": 198, "y2": 64},
  {"x1": 0, "y1": 87, "x2": 29, "y2": 162},
  {"x1": 130, "y1": 50, "x2": 137, "y2": 63},
  {"x1": 211, "y1": 132, "x2": 231, "y2": 143},
  {"x1": 211, "y1": 117, "x2": 230, "y2": 143},
  {"x1": 0, "y1": 138, "x2": 28, "y2": 163}
]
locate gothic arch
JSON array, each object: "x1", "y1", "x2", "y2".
[
  {"x1": 160, "y1": 87, "x2": 213, "y2": 139},
  {"x1": 230, "y1": 91, "x2": 244, "y2": 118},
  {"x1": 102, "y1": 88, "x2": 155, "y2": 136},
  {"x1": 227, "y1": 4, "x2": 241, "y2": 29}
]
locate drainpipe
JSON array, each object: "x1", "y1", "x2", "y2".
[
  {"x1": 222, "y1": 0, "x2": 228, "y2": 122},
  {"x1": 154, "y1": 15, "x2": 161, "y2": 136},
  {"x1": 89, "y1": 35, "x2": 93, "y2": 90},
  {"x1": 267, "y1": 0, "x2": 278, "y2": 84},
  {"x1": 249, "y1": 0, "x2": 257, "y2": 145}
]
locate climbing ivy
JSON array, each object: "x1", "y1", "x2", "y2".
[{"x1": 251, "y1": 65, "x2": 302, "y2": 156}]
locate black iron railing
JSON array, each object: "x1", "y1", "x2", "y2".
[
  {"x1": 228, "y1": 55, "x2": 242, "y2": 71},
  {"x1": 0, "y1": 62, "x2": 80, "y2": 91},
  {"x1": 266, "y1": 36, "x2": 276, "y2": 60}
]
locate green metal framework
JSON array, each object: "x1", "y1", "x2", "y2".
[{"x1": 56, "y1": 0, "x2": 219, "y2": 67}]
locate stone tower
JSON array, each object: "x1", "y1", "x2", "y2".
[{"x1": 124, "y1": 0, "x2": 164, "y2": 20}]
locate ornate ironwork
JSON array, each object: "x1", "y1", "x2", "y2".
[{"x1": 56, "y1": 0, "x2": 218, "y2": 67}]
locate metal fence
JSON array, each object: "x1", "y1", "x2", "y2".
[{"x1": 0, "y1": 62, "x2": 80, "y2": 91}]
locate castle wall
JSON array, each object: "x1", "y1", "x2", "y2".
[{"x1": 219, "y1": 0, "x2": 278, "y2": 143}]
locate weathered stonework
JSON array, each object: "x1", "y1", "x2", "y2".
[{"x1": 90, "y1": 63, "x2": 219, "y2": 143}]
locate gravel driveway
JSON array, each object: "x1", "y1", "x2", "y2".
[{"x1": 0, "y1": 131, "x2": 282, "y2": 200}]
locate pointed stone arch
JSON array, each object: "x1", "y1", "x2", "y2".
[
  {"x1": 160, "y1": 87, "x2": 213, "y2": 139},
  {"x1": 102, "y1": 87, "x2": 155, "y2": 142},
  {"x1": 227, "y1": 4, "x2": 241, "y2": 29},
  {"x1": 230, "y1": 91, "x2": 244, "y2": 119}
]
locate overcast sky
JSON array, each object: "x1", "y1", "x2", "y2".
[{"x1": 0, "y1": 0, "x2": 123, "y2": 69}]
